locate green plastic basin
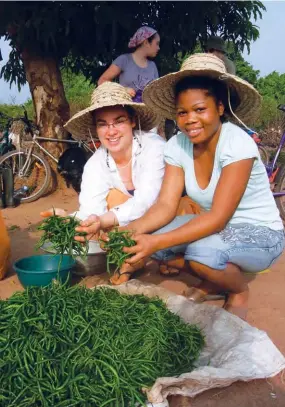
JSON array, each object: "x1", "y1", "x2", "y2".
[{"x1": 13, "y1": 255, "x2": 76, "y2": 288}]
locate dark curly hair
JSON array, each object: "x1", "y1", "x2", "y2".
[{"x1": 174, "y1": 76, "x2": 239, "y2": 121}]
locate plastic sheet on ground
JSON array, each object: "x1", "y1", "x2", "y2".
[{"x1": 100, "y1": 280, "x2": 285, "y2": 404}]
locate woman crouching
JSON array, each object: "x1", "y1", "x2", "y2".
[
  {"x1": 117, "y1": 54, "x2": 284, "y2": 320},
  {"x1": 41, "y1": 82, "x2": 165, "y2": 281}
]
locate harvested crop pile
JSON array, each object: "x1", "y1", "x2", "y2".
[
  {"x1": 0, "y1": 284, "x2": 204, "y2": 407},
  {"x1": 36, "y1": 213, "x2": 89, "y2": 259}
]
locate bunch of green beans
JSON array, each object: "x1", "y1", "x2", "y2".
[
  {"x1": 102, "y1": 229, "x2": 136, "y2": 274},
  {"x1": 36, "y1": 213, "x2": 89, "y2": 260},
  {"x1": 0, "y1": 284, "x2": 205, "y2": 407}
]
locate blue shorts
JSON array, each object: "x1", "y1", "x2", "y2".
[{"x1": 152, "y1": 215, "x2": 285, "y2": 273}]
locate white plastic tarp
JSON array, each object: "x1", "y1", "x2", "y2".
[{"x1": 107, "y1": 280, "x2": 285, "y2": 404}]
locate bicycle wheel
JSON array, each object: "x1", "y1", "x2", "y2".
[
  {"x1": 258, "y1": 145, "x2": 269, "y2": 165},
  {"x1": 0, "y1": 149, "x2": 51, "y2": 203},
  {"x1": 274, "y1": 165, "x2": 285, "y2": 220}
]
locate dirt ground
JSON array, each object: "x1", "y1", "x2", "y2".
[{"x1": 1, "y1": 187, "x2": 285, "y2": 407}]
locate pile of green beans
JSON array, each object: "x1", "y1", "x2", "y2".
[
  {"x1": 0, "y1": 284, "x2": 205, "y2": 407},
  {"x1": 102, "y1": 229, "x2": 136, "y2": 274},
  {"x1": 36, "y1": 213, "x2": 89, "y2": 260}
]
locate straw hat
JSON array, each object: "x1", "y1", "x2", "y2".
[
  {"x1": 64, "y1": 82, "x2": 159, "y2": 138},
  {"x1": 143, "y1": 53, "x2": 261, "y2": 123}
]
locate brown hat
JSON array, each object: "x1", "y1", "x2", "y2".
[
  {"x1": 64, "y1": 82, "x2": 159, "y2": 139},
  {"x1": 143, "y1": 53, "x2": 261, "y2": 123}
]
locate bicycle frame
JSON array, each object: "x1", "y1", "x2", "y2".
[
  {"x1": 23, "y1": 134, "x2": 95, "y2": 161},
  {"x1": 19, "y1": 134, "x2": 96, "y2": 177},
  {"x1": 32, "y1": 136, "x2": 94, "y2": 162}
]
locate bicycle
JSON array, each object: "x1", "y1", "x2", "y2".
[{"x1": 0, "y1": 107, "x2": 99, "y2": 203}]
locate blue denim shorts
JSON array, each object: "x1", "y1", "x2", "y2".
[{"x1": 152, "y1": 215, "x2": 285, "y2": 273}]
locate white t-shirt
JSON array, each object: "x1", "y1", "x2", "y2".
[
  {"x1": 164, "y1": 122, "x2": 283, "y2": 231},
  {"x1": 75, "y1": 131, "x2": 165, "y2": 226}
]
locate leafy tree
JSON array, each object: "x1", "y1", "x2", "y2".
[
  {"x1": 256, "y1": 73, "x2": 285, "y2": 142},
  {"x1": 257, "y1": 72, "x2": 285, "y2": 103},
  {"x1": 0, "y1": 1, "x2": 265, "y2": 156},
  {"x1": 235, "y1": 54, "x2": 260, "y2": 86}
]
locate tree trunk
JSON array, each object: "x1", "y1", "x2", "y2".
[{"x1": 21, "y1": 51, "x2": 70, "y2": 158}]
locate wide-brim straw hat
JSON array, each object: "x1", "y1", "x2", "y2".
[
  {"x1": 143, "y1": 53, "x2": 261, "y2": 123},
  {"x1": 64, "y1": 82, "x2": 159, "y2": 139}
]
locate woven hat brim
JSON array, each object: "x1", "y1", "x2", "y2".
[
  {"x1": 64, "y1": 100, "x2": 159, "y2": 139},
  {"x1": 143, "y1": 69, "x2": 261, "y2": 124}
]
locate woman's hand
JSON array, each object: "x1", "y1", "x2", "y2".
[
  {"x1": 123, "y1": 234, "x2": 160, "y2": 265},
  {"x1": 40, "y1": 208, "x2": 67, "y2": 218},
  {"x1": 126, "y1": 87, "x2": 136, "y2": 98},
  {"x1": 98, "y1": 226, "x2": 134, "y2": 251},
  {"x1": 75, "y1": 215, "x2": 101, "y2": 242}
]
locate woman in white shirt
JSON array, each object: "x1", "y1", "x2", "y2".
[
  {"x1": 41, "y1": 82, "x2": 164, "y2": 253},
  {"x1": 113, "y1": 54, "x2": 284, "y2": 320}
]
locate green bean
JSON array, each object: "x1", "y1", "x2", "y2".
[
  {"x1": 0, "y1": 284, "x2": 204, "y2": 406},
  {"x1": 36, "y1": 211, "x2": 89, "y2": 260},
  {"x1": 101, "y1": 229, "x2": 136, "y2": 275}
]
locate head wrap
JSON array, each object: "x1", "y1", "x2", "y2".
[{"x1": 128, "y1": 26, "x2": 157, "y2": 48}]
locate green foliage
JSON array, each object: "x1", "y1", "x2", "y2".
[
  {"x1": 255, "y1": 73, "x2": 285, "y2": 144},
  {"x1": 0, "y1": 48, "x2": 26, "y2": 91},
  {"x1": 61, "y1": 70, "x2": 94, "y2": 115},
  {"x1": 0, "y1": 71, "x2": 93, "y2": 130},
  {"x1": 0, "y1": 101, "x2": 34, "y2": 131},
  {"x1": 255, "y1": 73, "x2": 285, "y2": 133},
  {"x1": 257, "y1": 72, "x2": 285, "y2": 102},
  {"x1": 235, "y1": 55, "x2": 260, "y2": 87},
  {"x1": 254, "y1": 96, "x2": 280, "y2": 130},
  {"x1": 0, "y1": 1, "x2": 265, "y2": 87}
]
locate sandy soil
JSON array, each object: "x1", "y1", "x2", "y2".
[{"x1": 1, "y1": 187, "x2": 285, "y2": 407}]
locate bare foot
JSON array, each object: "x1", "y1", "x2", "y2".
[
  {"x1": 224, "y1": 290, "x2": 249, "y2": 320},
  {"x1": 159, "y1": 265, "x2": 180, "y2": 276},
  {"x1": 159, "y1": 256, "x2": 186, "y2": 276},
  {"x1": 109, "y1": 260, "x2": 145, "y2": 285}
]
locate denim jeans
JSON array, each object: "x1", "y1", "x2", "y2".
[{"x1": 152, "y1": 215, "x2": 285, "y2": 272}]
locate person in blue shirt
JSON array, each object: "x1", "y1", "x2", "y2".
[{"x1": 113, "y1": 54, "x2": 284, "y2": 320}]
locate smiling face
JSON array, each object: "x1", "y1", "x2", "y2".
[
  {"x1": 93, "y1": 106, "x2": 136, "y2": 154},
  {"x1": 175, "y1": 77, "x2": 226, "y2": 145}
]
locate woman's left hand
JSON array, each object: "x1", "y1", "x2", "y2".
[
  {"x1": 75, "y1": 215, "x2": 101, "y2": 242},
  {"x1": 123, "y1": 234, "x2": 159, "y2": 265}
]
